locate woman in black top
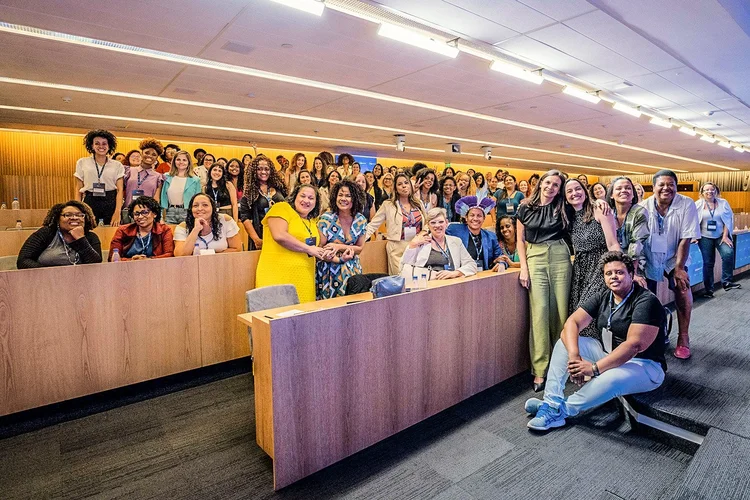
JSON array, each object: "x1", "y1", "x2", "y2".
[
  {"x1": 239, "y1": 155, "x2": 287, "y2": 250},
  {"x1": 437, "y1": 176, "x2": 461, "y2": 222},
  {"x1": 517, "y1": 170, "x2": 572, "y2": 391},
  {"x1": 205, "y1": 163, "x2": 238, "y2": 220},
  {"x1": 17, "y1": 201, "x2": 102, "y2": 269}
]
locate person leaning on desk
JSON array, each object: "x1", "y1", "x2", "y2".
[{"x1": 400, "y1": 207, "x2": 477, "y2": 280}]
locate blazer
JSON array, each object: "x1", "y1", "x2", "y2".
[
  {"x1": 160, "y1": 175, "x2": 202, "y2": 209},
  {"x1": 445, "y1": 223, "x2": 503, "y2": 270},
  {"x1": 17, "y1": 226, "x2": 102, "y2": 269},
  {"x1": 365, "y1": 200, "x2": 427, "y2": 241},
  {"x1": 108, "y1": 222, "x2": 175, "y2": 261},
  {"x1": 400, "y1": 234, "x2": 477, "y2": 278}
]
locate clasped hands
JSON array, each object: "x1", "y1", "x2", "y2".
[
  {"x1": 567, "y1": 355, "x2": 594, "y2": 386},
  {"x1": 315, "y1": 242, "x2": 354, "y2": 263}
]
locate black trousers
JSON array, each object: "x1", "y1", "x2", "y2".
[{"x1": 83, "y1": 190, "x2": 118, "y2": 224}]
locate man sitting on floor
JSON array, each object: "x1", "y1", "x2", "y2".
[{"x1": 526, "y1": 251, "x2": 667, "y2": 431}]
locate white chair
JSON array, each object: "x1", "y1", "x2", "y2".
[{"x1": 245, "y1": 285, "x2": 299, "y2": 358}]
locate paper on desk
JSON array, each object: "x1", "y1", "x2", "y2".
[{"x1": 276, "y1": 309, "x2": 305, "y2": 318}]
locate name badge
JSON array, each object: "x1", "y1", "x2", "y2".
[
  {"x1": 444, "y1": 261, "x2": 455, "y2": 272},
  {"x1": 199, "y1": 249, "x2": 216, "y2": 256},
  {"x1": 403, "y1": 227, "x2": 417, "y2": 241},
  {"x1": 92, "y1": 182, "x2": 106, "y2": 197},
  {"x1": 476, "y1": 260, "x2": 484, "y2": 271},
  {"x1": 602, "y1": 327, "x2": 613, "y2": 353},
  {"x1": 707, "y1": 220, "x2": 718, "y2": 231},
  {"x1": 506, "y1": 202, "x2": 515, "y2": 214},
  {"x1": 305, "y1": 236, "x2": 317, "y2": 246},
  {"x1": 132, "y1": 189, "x2": 144, "y2": 200},
  {"x1": 650, "y1": 232, "x2": 668, "y2": 254}
]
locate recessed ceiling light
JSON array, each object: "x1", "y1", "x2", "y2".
[
  {"x1": 490, "y1": 60, "x2": 543, "y2": 84},
  {"x1": 562, "y1": 85, "x2": 601, "y2": 104},
  {"x1": 649, "y1": 116, "x2": 673, "y2": 128},
  {"x1": 269, "y1": 0, "x2": 325, "y2": 16},
  {"x1": 612, "y1": 102, "x2": 641, "y2": 118},
  {"x1": 679, "y1": 126, "x2": 697, "y2": 136},
  {"x1": 377, "y1": 23, "x2": 459, "y2": 58}
]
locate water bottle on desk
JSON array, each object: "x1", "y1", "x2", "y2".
[
  {"x1": 194, "y1": 242, "x2": 200, "y2": 255},
  {"x1": 98, "y1": 219, "x2": 104, "y2": 227},
  {"x1": 111, "y1": 249, "x2": 120, "y2": 262},
  {"x1": 15, "y1": 219, "x2": 22, "y2": 229},
  {"x1": 419, "y1": 273, "x2": 428, "y2": 290},
  {"x1": 11, "y1": 197, "x2": 19, "y2": 210},
  {"x1": 411, "y1": 276, "x2": 418, "y2": 291}
]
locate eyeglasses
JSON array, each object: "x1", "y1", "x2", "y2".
[
  {"x1": 61, "y1": 212, "x2": 86, "y2": 219},
  {"x1": 133, "y1": 210, "x2": 153, "y2": 218}
]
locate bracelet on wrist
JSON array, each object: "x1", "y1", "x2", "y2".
[{"x1": 591, "y1": 362, "x2": 600, "y2": 377}]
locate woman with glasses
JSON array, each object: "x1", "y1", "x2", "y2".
[
  {"x1": 108, "y1": 196, "x2": 174, "y2": 261},
  {"x1": 696, "y1": 182, "x2": 741, "y2": 296},
  {"x1": 239, "y1": 155, "x2": 287, "y2": 250},
  {"x1": 17, "y1": 201, "x2": 103, "y2": 269}
]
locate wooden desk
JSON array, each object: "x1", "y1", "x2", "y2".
[{"x1": 238, "y1": 269, "x2": 529, "y2": 489}]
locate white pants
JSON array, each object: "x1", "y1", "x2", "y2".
[{"x1": 544, "y1": 337, "x2": 665, "y2": 417}]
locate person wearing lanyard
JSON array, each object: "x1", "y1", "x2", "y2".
[
  {"x1": 173, "y1": 193, "x2": 242, "y2": 256},
  {"x1": 74, "y1": 129, "x2": 125, "y2": 225},
  {"x1": 437, "y1": 176, "x2": 461, "y2": 223},
  {"x1": 17, "y1": 201, "x2": 103, "y2": 269},
  {"x1": 496, "y1": 216, "x2": 521, "y2": 268},
  {"x1": 366, "y1": 172, "x2": 428, "y2": 275},
  {"x1": 607, "y1": 177, "x2": 649, "y2": 287},
  {"x1": 400, "y1": 207, "x2": 477, "y2": 280},
  {"x1": 696, "y1": 182, "x2": 740, "y2": 297},
  {"x1": 204, "y1": 163, "x2": 238, "y2": 220},
  {"x1": 239, "y1": 155, "x2": 287, "y2": 250},
  {"x1": 256, "y1": 184, "x2": 331, "y2": 303},
  {"x1": 639, "y1": 170, "x2": 700, "y2": 360},
  {"x1": 525, "y1": 251, "x2": 667, "y2": 430},
  {"x1": 108, "y1": 196, "x2": 174, "y2": 261},
  {"x1": 123, "y1": 138, "x2": 165, "y2": 222},
  {"x1": 447, "y1": 195, "x2": 504, "y2": 272},
  {"x1": 495, "y1": 174, "x2": 525, "y2": 218}
]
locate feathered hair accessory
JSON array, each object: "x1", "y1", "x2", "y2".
[{"x1": 455, "y1": 195, "x2": 496, "y2": 217}]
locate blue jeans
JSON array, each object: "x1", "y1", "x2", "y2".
[
  {"x1": 543, "y1": 338, "x2": 664, "y2": 417},
  {"x1": 698, "y1": 236, "x2": 735, "y2": 290}
]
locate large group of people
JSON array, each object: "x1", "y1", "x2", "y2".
[{"x1": 15, "y1": 130, "x2": 747, "y2": 431}]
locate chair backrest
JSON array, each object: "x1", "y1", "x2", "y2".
[
  {"x1": 0, "y1": 255, "x2": 17, "y2": 271},
  {"x1": 246, "y1": 284, "x2": 300, "y2": 314}
]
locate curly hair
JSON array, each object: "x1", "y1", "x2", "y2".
[
  {"x1": 127, "y1": 196, "x2": 162, "y2": 223},
  {"x1": 83, "y1": 129, "x2": 117, "y2": 155},
  {"x1": 337, "y1": 153, "x2": 354, "y2": 167},
  {"x1": 286, "y1": 183, "x2": 321, "y2": 220},
  {"x1": 291, "y1": 152, "x2": 307, "y2": 171},
  {"x1": 161, "y1": 143, "x2": 180, "y2": 162},
  {"x1": 243, "y1": 154, "x2": 287, "y2": 205},
  {"x1": 329, "y1": 179, "x2": 365, "y2": 216},
  {"x1": 122, "y1": 149, "x2": 140, "y2": 167},
  {"x1": 415, "y1": 168, "x2": 439, "y2": 197},
  {"x1": 44, "y1": 200, "x2": 97, "y2": 232},
  {"x1": 599, "y1": 251, "x2": 634, "y2": 275},
  {"x1": 138, "y1": 137, "x2": 164, "y2": 156},
  {"x1": 185, "y1": 193, "x2": 222, "y2": 241}
]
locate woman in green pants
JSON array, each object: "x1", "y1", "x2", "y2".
[{"x1": 517, "y1": 170, "x2": 572, "y2": 392}]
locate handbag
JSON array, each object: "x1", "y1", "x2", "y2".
[{"x1": 370, "y1": 275, "x2": 405, "y2": 298}]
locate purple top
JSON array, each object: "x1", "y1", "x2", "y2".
[{"x1": 124, "y1": 167, "x2": 164, "y2": 206}]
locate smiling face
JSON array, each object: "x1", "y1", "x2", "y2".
[
  {"x1": 328, "y1": 171, "x2": 341, "y2": 187},
  {"x1": 365, "y1": 172, "x2": 375, "y2": 186},
  {"x1": 92, "y1": 136, "x2": 109, "y2": 157},
  {"x1": 210, "y1": 165, "x2": 224, "y2": 182},
  {"x1": 565, "y1": 180, "x2": 587, "y2": 208},
  {"x1": 498, "y1": 217, "x2": 515, "y2": 243},
  {"x1": 217, "y1": 158, "x2": 227, "y2": 167},
  {"x1": 174, "y1": 152, "x2": 189, "y2": 172},
  {"x1": 313, "y1": 158, "x2": 323, "y2": 173},
  {"x1": 255, "y1": 159, "x2": 271, "y2": 182},
  {"x1": 612, "y1": 179, "x2": 634, "y2": 206},
  {"x1": 227, "y1": 161, "x2": 241, "y2": 177},
  {"x1": 336, "y1": 185, "x2": 352, "y2": 212},
  {"x1": 466, "y1": 207, "x2": 485, "y2": 232},
  {"x1": 382, "y1": 174, "x2": 393, "y2": 188},
  {"x1": 428, "y1": 214, "x2": 447, "y2": 237},
  {"x1": 299, "y1": 171, "x2": 312, "y2": 185},
  {"x1": 296, "y1": 155, "x2": 306, "y2": 169},
  {"x1": 132, "y1": 204, "x2": 156, "y2": 229},
  {"x1": 604, "y1": 261, "x2": 633, "y2": 296},
  {"x1": 373, "y1": 165, "x2": 382, "y2": 176},
  {"x1": 592, "y1": 184, "x2": 607, "y2": 200},
  {"x1": 488, "y1": 176, "x2": 498, "y2": 191},
  {"x1": 294, "y1": 186, "x2": 317, "y2": 218},
  {"x1": 422, "y1": 173, "x2": 435, "y2": 190},
  {"x1": 518, "y1": 180, "x2": 528, "y2": 193},
  {"x1": 355, "y1": 174, "x2": 367, "y2": 192},
  {"x1": 128, "y1": 151, "x2": 142, "y2": 167},
  {"x1": 701, "y1": 183, "x2": 718, "y2": 202},
  {"x1": 191, "y1": 194, "x2": 213, "y2": 221},
  {"x1": 457, "y1": 175, "x2": 469, "y2": 192},
  {"x1": 653, "y1": 175, "x2": 677, "y2": 206},
  {"x1": 442, "y1": 179, "x2": 456, "y2": 196},
  {"x1": 504, "y1": 176, "x2": 516, "y2": 191},
  {"x1": 165, "y1": 146, "x2": 177, "y2": 161},
  {"x1": 202, "y1": 155, "x2": 214, "y2": 168},
  {"x1": 58, "y1": 205, "x2": 86, "y2": 232},
  {"x1": 634, "y1": 183, "x2": 645, "y2": 200},
  {"x1": 141, "y1": 148, "x2": 159, "y2": 168},
  {"x1": 539, "y1": 175, "x2": 562, "y2": 201},
  {"x1": 351, "y1": 163, "x2": 361, "y2": 175}
]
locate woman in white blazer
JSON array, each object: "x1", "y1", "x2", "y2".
[{"x1": 400, "y1": 207, "x2": 477, "y2": 280}]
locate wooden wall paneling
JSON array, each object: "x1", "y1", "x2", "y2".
[
  {"x1": 197, "y1": 252, "x2": 259, "y2": 365},
  {"x1": 0, "y1": 231, "x2": 25, "y2": 257},
  {"x1": 359, "y1": 239, "x2": 388, "y2": 274},
  {"x1": 265, "y1": 271, "x2": 528, "y2": 489},
  {"x1": 0, "y1": 209, "x2": 49, "y2": 228},
  {"x1": 0, "y1": 258, "x2": 202, "y2": 416}
]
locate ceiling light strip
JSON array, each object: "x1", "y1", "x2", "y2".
[
  {"x1": 0, "y1": 76, "x2": 680, "y2": 171},
  {"x1": 0, "y1": 22, "x2": 737, "y2": 171},
  {"x1": 460, "y1": 152, "x2": 642, "y2": 175},
  {"x1": 0, "y1": 105, "x2": 641, "y2": 174}
]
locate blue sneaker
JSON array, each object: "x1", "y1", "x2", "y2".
[
  {"x1": 524, "y1": 398, "x2": 544, "y2": 415},
  {"x1": 527, "y1": 403, "x2": 566, "y2": 431}
]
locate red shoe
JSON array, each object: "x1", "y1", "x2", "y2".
[{"x1": 674, "y1": 345, "x2": 691, "y2": 359}]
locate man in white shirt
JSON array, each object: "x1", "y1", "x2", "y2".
[{"x1": 639, "y1": 170, "x2": 700, "y2": 360}]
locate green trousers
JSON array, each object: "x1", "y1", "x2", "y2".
[{"x1": 526, "y1": 239, "x2": 572, "y2": 377}]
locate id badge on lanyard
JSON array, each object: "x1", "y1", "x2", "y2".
[
  {"x1": 93, "y1": 158, "x2": 107, "y2": 196},
  {"x1": 707, "y1": 220, "x2": 718, "y2": 231},
  {"x1": 132, "y1": 189, "x2": 144, "y2": 200},
  {"x1": 602, "y1": 328, "x2": 613, "y2": 353},
  {"x1": 506, "y1": 201, "x2": 515, "y2": 214},
  {"x1": 403, "y1": 227, "x2": 417, "y2": 241},
  {"x1": 650, "y1": 232, "x2": 668, "y2": 254}
]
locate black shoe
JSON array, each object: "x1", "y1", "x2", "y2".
[
  {"x1": 724, "y1": 282, "x2": 742, "y2": 291},
  {"x1": 704, "y1": 290, "x2": 714, "y2": 298},
  {"x1": 533, "y1": 381, "x2": 546, "y2": 393}
]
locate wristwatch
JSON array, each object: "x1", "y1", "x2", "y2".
[{"x1": 591, "y1": 362, "x2": 600, "y2": 377}]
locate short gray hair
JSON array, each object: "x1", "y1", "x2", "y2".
[{"x1": 426, "y1": 207, "x2": 447, "y2": 224}]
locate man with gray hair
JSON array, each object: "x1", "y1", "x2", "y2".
[{"x1": 639, "y1": 169, "x2": 700, "y2": 360}]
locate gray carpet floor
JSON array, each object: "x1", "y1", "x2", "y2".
[{"x1": 6, "y1": 276, "x2": 750, "y2": 500}]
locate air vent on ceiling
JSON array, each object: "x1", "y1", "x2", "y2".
[
  {"x1": 612, "y1": 81, "x2": 634, "y2": 90},
  {"x1": 221, "y1": 41, "x2": 255, "y2": 55},
  {"x1": 173, "y1": 88, "x2": 197, "y2": 95}
]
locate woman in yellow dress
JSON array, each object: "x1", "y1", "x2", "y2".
[{"x1": 255, "y1": 183, "x2": 330, "y2": 303}]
